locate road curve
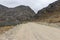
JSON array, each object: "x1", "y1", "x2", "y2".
[{"x1": 0, "y1": 22, "x2": 60, "y2": 40}]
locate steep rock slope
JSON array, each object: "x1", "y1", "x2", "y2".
[
  {"x1": 0, "y1": 5, "x2": 35, "y2": 26},
  {"x1": 35, "y1": 0, "x2": 60, "y2": 23}
]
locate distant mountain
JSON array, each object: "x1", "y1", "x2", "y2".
[
  {"x1": 0, "y1": 4, "x2": 8, "y2": 16},
  {"x1": 0, "y1": 5, "x2": 35, "y2": 26},
  {"x1": 35, "y1": 0, "x2": 60, "y2": 23},
  {"x1": 0, "y1": 4, "x2": 8, "y2": 9}
]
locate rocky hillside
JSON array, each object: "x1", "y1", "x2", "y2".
[
  {"x1": 35, "y1": 0, "x2": 60, "y2": 23},
  {"x1": 0, "y1": 5, "x2": 35, "y2": 26}
]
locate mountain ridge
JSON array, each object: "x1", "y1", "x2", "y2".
[{"x1": 0, "y1": 5, "x2": 35, "y2": 26}]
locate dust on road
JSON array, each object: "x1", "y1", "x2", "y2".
[{"x1": 0, "y1": 22, "x2": 60, "y2": 40}]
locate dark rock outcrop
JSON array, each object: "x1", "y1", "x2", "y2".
[
  {"x1": 0, "y1": 5, "x2": 35, "y2": 26},
  {"x1": 35, "y1": 0, "x2": 60, "y2": 23}
]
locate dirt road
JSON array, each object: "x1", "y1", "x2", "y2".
[{"x1": 0, "y1": 22, "x2": 60, "y2": 40}]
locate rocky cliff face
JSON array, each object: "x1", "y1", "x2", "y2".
[
  {"x1": 35, "y1": 0, "x2": 60, "y2": 23},
  {"x1": 0, "y1": 5, "x2": 35, "y2": 26}
]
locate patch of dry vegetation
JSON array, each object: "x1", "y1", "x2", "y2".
[{"x1": 0, "y1": 26, "x2": 14, "y2": 34}]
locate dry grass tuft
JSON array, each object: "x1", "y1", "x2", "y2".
[{"x1": 0, "y1": 26, "x2": 14, "y2": 34}]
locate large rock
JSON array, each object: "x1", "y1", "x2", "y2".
[
  {"x1": 35, "y1": 0, "x2": 60, "y2": 23},
  {"x1": 0, "y1": 5, "x2": 35, "y2": 26}
]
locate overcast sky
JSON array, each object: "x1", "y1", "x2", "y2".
[{"x1": 0, "y1": 0, "x2": 57, "y2": 12}]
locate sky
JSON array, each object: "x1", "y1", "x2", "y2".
[{"x1": 0, "y1": 0, "x2": 57, "y2": 12}]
